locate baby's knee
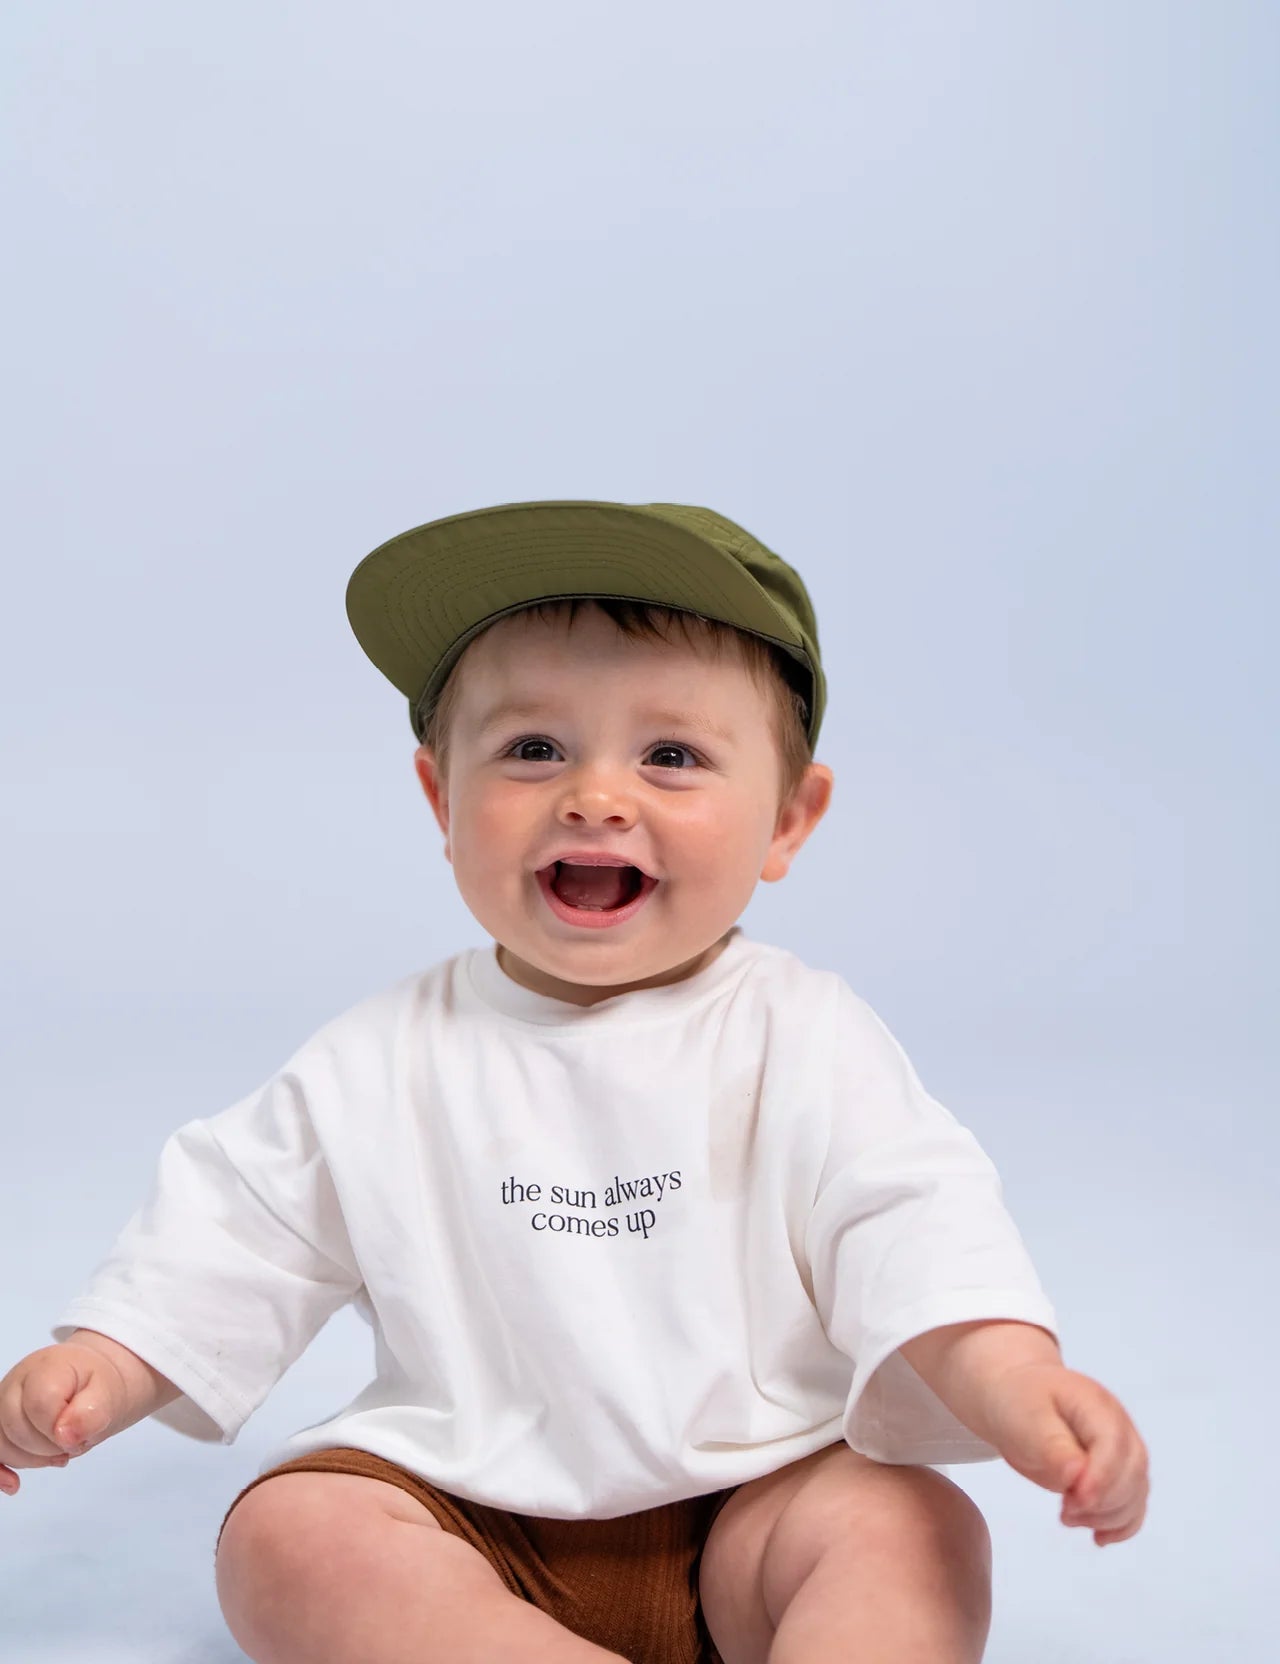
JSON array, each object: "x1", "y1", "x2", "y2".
[
  {"x1": 215, "y1": 1476, "x2": 366, "y2": 1651},
  {"x1": 841, "y1": 1470, "x2": 992, "y2": 1641},
  {"x1": 917, "y1": 1469, "x2": 990, "y2": 1547},
  {"x1": 215, "y1": 1483, "x2": 307, "y2": 1643},
  {"x1": 812, "y1": 1462, "x2": 992, "y2": 1590},
  {"x1": 880, "y1": 1468, "x2": 992, "y2": 1578},
  {"x1": 215, "y1": 1471, "x2": 516, "y2": 1661},
  {"x1": 906, "y1": 1475, "x2": 993, "y2": 1641}
]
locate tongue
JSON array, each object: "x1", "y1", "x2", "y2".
[{"x1": 553, "y1": 863, "x2": 633, "y2": 909}]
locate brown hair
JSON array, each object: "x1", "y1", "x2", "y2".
[{"x1": 421, "y1": 598, "x2": 814, "y2": 820}]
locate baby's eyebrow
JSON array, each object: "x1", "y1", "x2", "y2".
[{"x1": 476, "y1": 700, "x2": 735, "y2": 743}]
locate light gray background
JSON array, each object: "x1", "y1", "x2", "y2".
[{"x1": 2, "y1": 2, "x2": 1275, "y2": 1661}]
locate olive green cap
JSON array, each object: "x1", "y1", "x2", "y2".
[{"x1": 346, "y1": 499, "x2": 826, "y2": 750}]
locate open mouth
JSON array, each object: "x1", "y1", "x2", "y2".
[
  {"x1": 536, "y1": 862, "x2": 658, "y2": 928},
  {"x1": 551, "y1": 861, "x2": 645, "y2": 908}
]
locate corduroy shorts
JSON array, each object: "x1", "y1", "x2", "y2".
[{"x1": 218, "y1": 1446, "x2": 737, "y2": 1664}]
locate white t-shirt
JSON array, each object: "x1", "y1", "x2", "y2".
[{"x1": 52, "y1": 925, "x2": 1058, "y2": 1519}]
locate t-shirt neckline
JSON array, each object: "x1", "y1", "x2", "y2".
[{"x1": 465, "y1": 925, "x2": 752, "y2": 1028}]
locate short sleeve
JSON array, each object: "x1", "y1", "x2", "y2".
[
  {"x1": 51, "y1": 1065, "x2": 364, "y2": 1445},
  {"x1": 805, "y1": 983, "x2": 1059, "y2": 1465}
]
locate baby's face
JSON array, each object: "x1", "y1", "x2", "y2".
[{"x1": 414, "y1": 604, "x2": 830, "y2": 1005}]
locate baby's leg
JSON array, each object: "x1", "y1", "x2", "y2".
[
  {"x1": 700, "y1": 1441, "x2": 992, "y2": 1664},
  {"x1": 215, "y1": 1471, "x2": 628, "y2": 1664}
]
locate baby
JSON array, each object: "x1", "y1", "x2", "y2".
[{"x1": 0, "y1": 500, "x2": 1149, "y2": 1664}]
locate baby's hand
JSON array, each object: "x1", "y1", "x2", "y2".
[
  {"x1": 0, "y1": 1345, "x2": 130, "y2": 1497},
  {"x1": 980, "y1": 1361, "x2": 1150, "y2": 1546}
]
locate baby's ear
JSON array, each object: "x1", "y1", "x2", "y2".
[
  {"x1": 413, "y1": 743, "x2": 439, "y2": 790},
  {"x1": 413, "y1": 745, "x2": 450, "y2": 831}
]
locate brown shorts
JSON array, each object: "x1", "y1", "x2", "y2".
[{"x1": 217, "y1": 1446, "x2": 737, "y2": 1664}]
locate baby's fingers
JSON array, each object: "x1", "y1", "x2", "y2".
[
  {"x1": 0, "y1": 1451, "x2": 71, "y2": 1494},
  {"x1": 0, "y1": 1392, "x2": 73, "y2": 1466},
  {"x1": 1063, "y1": 1417, "x2": 1149, "y2": 1517},
  {"x1": 0, "y1": 1367, "x2": 82, "y2": 1469},
  {"x1": 1063, "y1": 1495, "x2": 1128, "y2": 1530},
  {"x1": 1062, "y1": 1482, "x2": 1148, "y2": 1546},
  {"x1": 0, "y1": 1455, "x2": 71, "y2": 1497},
  {"x1": 1082, "y1": 1504, "x2": 1145, "y2": 1546}
]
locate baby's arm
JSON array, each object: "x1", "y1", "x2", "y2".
[
  {"x1": 899, "y1": 1317, "x2": 1061, "y2": 1429},
  {"x1": 901, "y1": 1319, "x2": 1150, "y2": 1544}
]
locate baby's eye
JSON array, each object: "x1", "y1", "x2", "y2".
[
  {"x1": 648, "y1": 741, "x2": 702, "y2": 769},
  {"x1": 506, "y1": 738, "x2": 558, "y2": 763},
  {"x1": 504, "y1": 737, "x2": 702, "y2": 769}
]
